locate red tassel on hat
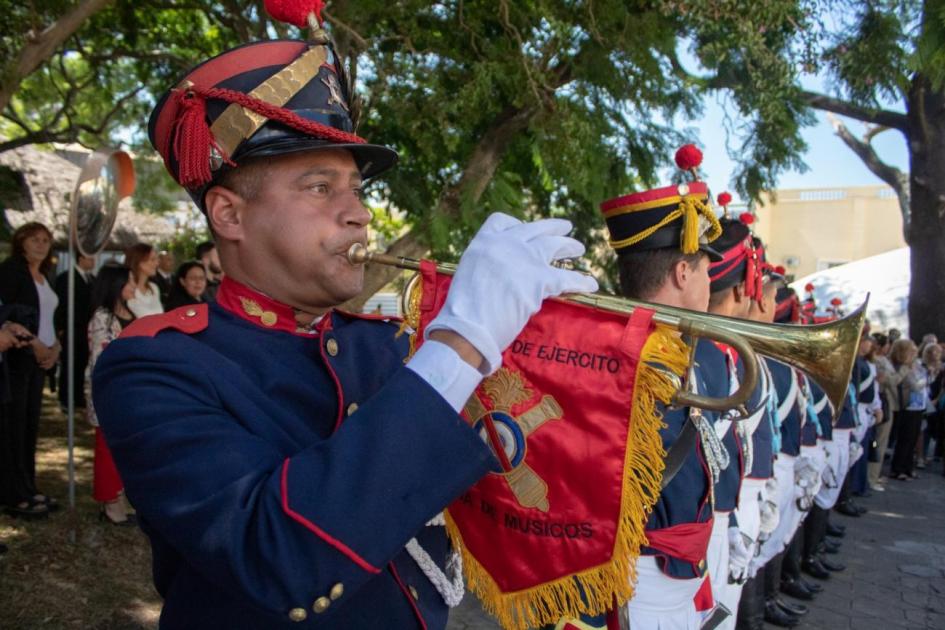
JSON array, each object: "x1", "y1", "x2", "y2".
[
  {"x1": 831, "y1": 297, "x2": 843, "y2": 306},
  {"x1": 775, "y1": 265, "x2": 786, "y2": 275},
  {"x1": 717, "y1": 191, "x2": 732, "y2": 207},
  {"x1": 740, "y1": 212, "x2": 755, "y2": 225},
  {"x1": 264, "y1": 0, "x2": 325, "y2": 28},
  {"x1": 171, "y1": 88, "x2": 232, "y2": 189},
  {"x1": 804, "y1": 282, "x2": 815, "y2": 293}
]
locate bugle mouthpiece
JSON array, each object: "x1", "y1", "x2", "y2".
[{"x1": 347, "y1": 243, "x2": 371, "y2": 264}]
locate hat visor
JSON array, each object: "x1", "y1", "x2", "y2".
[{"x1": 236, "y1": 136, "x2": 399, "y2": 180}]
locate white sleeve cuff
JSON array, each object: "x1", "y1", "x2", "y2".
[{"x1": 406, "y1": 340, "x2": 483, "y2": 413}]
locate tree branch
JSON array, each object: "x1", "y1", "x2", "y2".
[
  {"x1": 344, "y1": 104, "x2": 539, "y2": 309},
  {"x1": 803, "y1": 90, "x2": 908, "y2": 132},
  {"x1": 0, "y1": 0, "x2": 113, "y2": 112},
  {"x1": 826, "y1": 113, "x2": 911, "y2": 239}
]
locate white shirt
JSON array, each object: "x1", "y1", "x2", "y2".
[
  {"x1": 127, "y1": 282, "x2": 164, "y2": 318},
  {"x1": 34, "y1": 278, "x2": 59, "y2": 346}
]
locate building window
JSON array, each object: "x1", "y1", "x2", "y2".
[{"x1": 799, "y1": 190, "x2": 846, "y2": 201}]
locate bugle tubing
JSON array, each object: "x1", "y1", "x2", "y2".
[{"x1": 347, "y1": 244, "x2": 764, "y2": 414}]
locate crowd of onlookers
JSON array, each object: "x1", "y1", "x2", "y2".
[
  {"x1": 845, "y1": 328, "x2": 944, "y2": 509},
  {"x1": 0, "y1": 221, "x2": 225, "y2": 548}
]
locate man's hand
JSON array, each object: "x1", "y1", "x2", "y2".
[{"x1": 425, "y1": 213, "x2": 598, "y2": 374}]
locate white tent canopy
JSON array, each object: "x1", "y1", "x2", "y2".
[{"x1": 791, "y1": 247, "x2": 910, "y2": 336}]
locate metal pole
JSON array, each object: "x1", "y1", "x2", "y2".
[{"x1": 67, "y1": 237, "x2": 76, "y2": 544}]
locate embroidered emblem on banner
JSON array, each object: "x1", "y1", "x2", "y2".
[{"x1": 463, "y1": 368, "x2": 563, "y2": 512}]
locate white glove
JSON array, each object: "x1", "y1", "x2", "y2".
[
  {"x1": 425, "y1": 213, "x2": 599, "y2": 374},
  {"x1": 759, "y1": 495, "x2": 780, "y2": 537},
  {"x1": 794, "y1": 456, "x2": 821, "y2": 511},
  {"x1": 728, "y1": 527, "x2": 753, "y2": 584},
  {"x1": 849, "y1": 441, "x2": 864, "y2": 465}
]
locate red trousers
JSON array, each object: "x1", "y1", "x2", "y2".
[{"x1": 93, "y1": 428, "x2": 123, "y2": 502}]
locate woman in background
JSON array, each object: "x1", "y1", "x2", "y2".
[
  {"x1": 890, "y1": 339, "x2": 926, "y2": 481},
  {"x1": 124, "y1": 243, "x2": 163, "y2": 318},
  {"x1": 164, "y1": 261, "x2": 208, "y2": 311},
  {"x1": 85, "y1": 265, "x2": 137, "y2": 526},
  {"x1": 0, "y1": 222, "x2": 61, "y2": 518}
]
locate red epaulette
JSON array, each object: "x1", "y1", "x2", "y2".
[{"x1": 120, "y1": 304, "x2": 209, "y2": 339}]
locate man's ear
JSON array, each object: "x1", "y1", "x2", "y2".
[
  {"x1": 204, "y1": 185, "x2": 245, "y2": 242},
  {"x1": 672, "y1": 258, "x2": 691, "y2": 291}
]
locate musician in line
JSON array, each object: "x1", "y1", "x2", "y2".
[
  {"x1": 695, "y1": 212, "x2": 756, "y2": 624},
  {"x1": 91, "y1": 20, "x2": 596, "y2": 630},
  {"x1": 597, "y1": 152, "x2": 724, "y2": 630},
  {"x1": 735, "y1": 257, "x2": 784, "y2": 630}
]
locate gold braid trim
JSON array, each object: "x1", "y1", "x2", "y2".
[
  {"x1": 396, "y1": 274, "x2": 424, "y2": 360},
  {"x1": 445, "y1": 325, "x2": 690, "y2": 630},
  {"x1": 609, "y1": 195, "x2": 722, "y2": 254}
]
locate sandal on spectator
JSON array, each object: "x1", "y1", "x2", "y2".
[{"x1": 5, "y1": 500, "x2": 49, "y2": 520}]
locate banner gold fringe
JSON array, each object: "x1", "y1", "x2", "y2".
[{"x1": 445, "y1": 324, "x2": 690, "y2": 630}]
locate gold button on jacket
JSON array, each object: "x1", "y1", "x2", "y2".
[
  {"x1": 313, "y1": 596, "x2": 331, "y2": 613},
  {"x1": 288, "y1": 607, "x2": 307, "y2": 622},
  {"x1": 330, "y1": 582, "x2": 344, "y2": 600},
  {"x1": 346, "y1": 402, "x2": 358, "y2": 416},
  {"x1": 409, "y1": 585, "x2": 419, "y2": 601},
  {"x1": 326, "y1": 338, "x2": 339, "y2": 356}
]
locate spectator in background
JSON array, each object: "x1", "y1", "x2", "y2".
[
  {"x1": 151, "y1": 250, "x2": 176, "y2": 308},
  {"x1": 891, "y1": 339, "x2": 925, "y2": 481},
  {"x1": 54, "y1": 252, "x2": 95, "y2": 410},
  {"x1": 917, "y1": 343, "x2": 942, "y2": 470},
  {"x1": 0, "y1": 300, "x2": 39, "y2": 541},
  {"x1": 871, "y1": 332, "x2": 899, "y2": 491},
  {"x1": 164, "y1": 261, "x2": 208, "y2": 311},
  {"x1": 124, "y1": 243, "x2": 163, "y2": 318},
  {"x1": 0, "y1": 222, "x2": 61, "y2": 518},
  {"x1": 195, "y1": 241, "x2": 223, "y2": 301},
  {"x1": 85, "y1": 265, "x2": 137, "y2": 526}
]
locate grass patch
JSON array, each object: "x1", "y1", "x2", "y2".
[{"x1": 0, "y1": 390, "x2": 160, "y2": 629}]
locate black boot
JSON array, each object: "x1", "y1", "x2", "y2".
[
  {"x1": 820, "y1": 538, "x2": 841, "y2": 554},
  {"x1": 826, "y1": 521, "x2": 846, "y2": 537},
  {"x1": 801, "y1": 556, "x2": 831, "y2": 580},
  {"x1": 736, "y1": 574, "x2": 765, "y2": 630},
  {"x1": 798, "y1": 576, "x2": 823, "y2": 593},
  {"x1": 834, "y1": 500, "x2": 861, "y2": 517},
  {"x1": 764, "y1": 599, "x2": 800, "y2": 627},
  {"x1": 780, "y1": 576, "x2": 815, "y2": 601},
  {"x1": 818, "y1": 555, "x2": 846, "y2": 572},
  {"x1": 774, "y1": 597, "x2": 808, "y2": 616}
]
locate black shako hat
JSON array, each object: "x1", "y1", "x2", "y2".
[
  {"x1": 148, "y1": 24, "x2": 397, "y2": 209},
  {"x1": 599, "y1": 145, "x2": 724, "y2": 261}
]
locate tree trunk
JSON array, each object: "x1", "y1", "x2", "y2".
[
  {"x1": 0, "y1": 0, "x2": 113, "y2": 113},
  {"x1": 906, "y1": 74, "x2": 945, "y2": 341}
]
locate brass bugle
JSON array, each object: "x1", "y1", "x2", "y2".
[{"x1": 347, "y1": 244, "x2": 767, "y2": 414}]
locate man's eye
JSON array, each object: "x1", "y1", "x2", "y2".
[
  {"x1": 353, "y1": 187, "x2": 367, "y2": 201},
  {"x1": 310, "y1": 183, "x2": 329, "y2": 195}
]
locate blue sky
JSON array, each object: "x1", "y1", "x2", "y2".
[{"x1": 694, "y1": 94, "x2": 910, "y2": 202}]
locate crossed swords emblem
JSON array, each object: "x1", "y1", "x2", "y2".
[{"x1": 463, "y1": 368, "x2": 564, "y2": 512}]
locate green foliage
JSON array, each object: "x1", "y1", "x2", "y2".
[{"x1": 160, "y1": 224, "x2": 211, "y2": 266}]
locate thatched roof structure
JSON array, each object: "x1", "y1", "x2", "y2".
[{"x1": 0, "y1": 145, "x2": 176, "y2": 248}]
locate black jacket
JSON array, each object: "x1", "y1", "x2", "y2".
[{"x1": 0, "y1": 255, "x2": 40, "y2": 333}]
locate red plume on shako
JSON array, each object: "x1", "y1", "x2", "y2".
[
  {"x1": 739, "y1": 212, "x2": 755, "y2": 226},
  {"x1": 674, "y1": 144, "x2": 703, "y2": 180},
  {"x1": 264, "y1": 0, "x2": 326, "y2": 27}
]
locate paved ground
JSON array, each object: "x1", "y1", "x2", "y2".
[{"x1": 447, "y1": 465, "x2": 945, "y2": 629}]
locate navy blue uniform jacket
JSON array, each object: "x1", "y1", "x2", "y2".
[{"x1": 93, "y1": 280, "x2": 494, "y2": 629}]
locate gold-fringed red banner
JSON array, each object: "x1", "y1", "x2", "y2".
[{"x1": 404, "y1": 262, "x2": 689, "y2": 630}]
